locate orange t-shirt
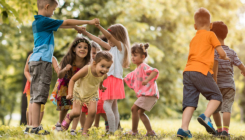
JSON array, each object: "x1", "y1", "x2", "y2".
[{"x1": 184, "y1": 30, "x2": 221, "y2": 75}]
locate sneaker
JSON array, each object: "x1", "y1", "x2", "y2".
[
  {"x1": 177, "y1": 128, "x2": 192, "y2": 139},
  {"x1": 30, "y1": 127, "x2": 50, "y2": 135},
  {"x1": 24, "y1": 126, "x2": 30, "y2": 134},
  {"x1": 70, "y1": 129, "x2": 76, "y2": 136},
  {"x1": 197, "y1": 114, "x2": 216, "y2": 135},
  {"x1": 38, "y1": 124, "x2": 43, "y2": 130},
  {"x1": 213, "y1": 130, "x2": 222, "y2": 137},
  {"x1": 55, "y1": 123, "x2": 63, "y2": 131},
  {"x1": 220, "y1": 131, "x2": 231, "y2": 140}
]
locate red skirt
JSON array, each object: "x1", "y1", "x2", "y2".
[{"x1": 99, "y1": 76, "x2": 125, "y2": 100}]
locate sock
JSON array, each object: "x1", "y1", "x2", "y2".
[
  {"x1": 217, "y1": 126, "x2": 222, "y2": 132},
  {"x1": 105, "y1": 121, "x2": 108, "y2": 126},
  {"x1": 223, "y1": 126, "x2": 229, "y2": 133}
]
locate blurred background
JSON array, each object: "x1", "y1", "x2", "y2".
[{"x1": 1, "y1": 0, "x2": 245, "y2": 126}]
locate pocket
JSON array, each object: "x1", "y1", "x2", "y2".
[{"x1": 41, "y1": 63, "x2": 52, "y2": 84}]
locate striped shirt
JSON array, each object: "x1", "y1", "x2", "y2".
[{"x1": 214, "y1": 45, "x2": 242, "y2": 90}]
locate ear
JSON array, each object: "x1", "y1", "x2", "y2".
[
  {"x1": 210, "y1": 23, "x2": 213, "y2": 30},
  {"x1": 194, "y1": 24, "x2": 197, "y2": 30},
  {"x1": 142, "y1": 54, "x2": 146, "y2": 59},
  {"x1": 44, "y1": 4, "x2": 50, "y2": 10}
]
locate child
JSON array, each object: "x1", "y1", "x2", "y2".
[
  {"x1": 28, "y1": 0, "x2": 97, "y2": 134},
  {"x1": 49, "y1": 37, "x2": 91, "y2": 133},
  {"x1": 211, "y1": 21, "x2": 245, "y2": 138},
  {"x1": 23, "y1": 53, "x2": 59, "y2": 134},
  {"x1": 124, "y1": 43, "x2": 159, "y2": 136},
  {"x1": 61, "y1": 51, "x2": 113, "y2": 135},
  {"x1": 176, "y1": 8, "x2": 230, "y2": 139},
  {"x1": 80, "y1": 22, "x2": 131, "y2": 133}
]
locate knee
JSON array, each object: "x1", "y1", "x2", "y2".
[
  {"x1": 131, "y1": 106, "x2": 138, "y2": 113},
  {"x1": 73, "y1": 110, "x2": 81, "y2": 117},
  {"x1": 138, "y1": 109, "x2": 145, "y2": 115},
  {"x1": 89, "y1": 111, "x2": 96, "y2": 118}
]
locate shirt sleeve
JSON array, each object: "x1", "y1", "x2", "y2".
[
  {"x1": 214, "y1": 50, "x2": 219, "y2": 61},
  {"x1": 41, "y1": 17, "x2": 64, "y2": 32},
  {"x1": 210, "y1": 32, "x2": 221, "y2": 48},
  {"x1": 233, "y1": 51, "x2": 242, "y2": 66},
  {"x1": 143, "y1": 64, "x2": 159, "y2": 80}
]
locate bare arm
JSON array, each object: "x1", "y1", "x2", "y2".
[
  {"x1": 215, "y1": 46, "x2": 230, "y2": 61},
  {"x1": 213, "y1": 60, "x2": 218, "y2": 83},
  {"x1": 80, "y1": 28, "x2": 111, "y2": 50},
  {"x1": 99, "y1": 74, "x2": 108, "y2": 92},
  {"x1": 142, "y1": 71, "x2": 158, "y2": 85},
  {"x1": 57, "y1": 64, "x2": 72, "y2": 79},
  {"x1": 52, "y1": 56, "x2": 60, "y2": 74},
  {"x1": 66, "y1": 66, "x2": 89, "y2": 99},
  {"x1": 238, "y1": 64, "x2": 245, "y2": 77},
  {"x1": 60, "y1": 19, "x2": 96, "y2": 27},
  {"x1": 96, "y1": 25, "x2": 122, "y2": 51},
  {"x1": 24, "y1": 54, "x2": 32, "y2": 82}
]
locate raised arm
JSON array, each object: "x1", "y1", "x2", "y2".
[
  {"x1": 24, "y1": 53, "x2": 32, "y2": 82},
  {"x1": 66, "y1": 66, "x2": 89, "y2": 99},
  {"x1": 96, "y1": 25, "x2": 122, "y2": 51},
  {"x1": 60, "y1": 18, "x2": 97, "y2": 28},
  {"x1": 213, "y1": 60, "x2": 218, "y2": 83},
  {"x1": 215, "y1": 46, "x2": 230, "y2": 61},
  {"x1": 79, "y1": 27, "x2": 111, "y2": 50},
  {"x1": 52, "y1": 56, "x2": 60, "y2": 74}
]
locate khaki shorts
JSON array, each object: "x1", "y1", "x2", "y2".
[
  {"x1": 29, "y1": 61, "x2": 52, "y2": 104},
  {"x1": 134, "y1": 96, "x2": 157, "y2": 111},
  {"x1": 214, "y1": 88, "x2": 235, "y2": 113}
]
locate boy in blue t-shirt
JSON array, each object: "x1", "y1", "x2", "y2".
[{"x1": 26, "y1": 0, "x2": 97, "y2": 135}]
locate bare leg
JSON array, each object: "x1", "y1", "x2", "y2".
[
  {"x1": 131, "y1": 104, "x2": 140, "y2": 133},
  {"x1": 80, "y1": 112, "x2": 86, "y2": 129},
  {"x1": 101, "y1": 113, "x2": 108, "y2": 122},
  {"x1": 39, "y1": 112, "x2": 44, "y2": 125},
  {"x1": 82, "y1": 101, "x2": 97, "y2": 134},
  {"x1": 32, "y1": 103, "x2": 41, "y2": 127},
  {"x1": 28, "y1": 103, "x2": 32, "y2": 126},
  {"x1": 26, "y1": 111, "x2": 29, "y2": 126},
  {"x1": 204, "y1": 100, "x2": 221, "y2": 118},
  {"x1": 63, "y1": 101, "x2": 82, "y2": 126},
  {"x1": 181, "y1": 107, "x2": 195, "y2": 131},
  {"x1": 223, "y1": 112, "x2": 231, "y2": 127},
  {"x1": 59, "y1": 110, "x2": 68, "y2": 123},
  {"x1": 71, "y1": 116, "x2": 80, "y2": 130},
  {"x1": 94, "y1": 114, "x2": 100, "y2": 127},
  {"x1": 138, "y1": 108, "x2": 153, "y2": 133},
  {"x1": 213, "y1": 112, "x2": 222, "y2": 128}
]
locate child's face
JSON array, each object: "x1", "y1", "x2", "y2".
[
  {"x1": 95, "y1": 59, "x2": 112, "y2": 77},
  {"x1": 131, "y1": 52, "x2": 145, "y2": 65},
  {"x1": 74, "y1": 42, "x2": 89, "y2": 59},
  {"x1": 45, "y1": 3, "x2": 57, "y2": 17},
  {"x1": 91, "y1": 47, "x2": 97, "y2": 60}
]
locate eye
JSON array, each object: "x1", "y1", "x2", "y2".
[{"x1": 84, "y1": 47, "x2": 87, "y2": 49}]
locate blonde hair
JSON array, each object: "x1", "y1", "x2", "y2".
[{"x1": 108, "y1": 24, "x2": 130, "y2": 68}]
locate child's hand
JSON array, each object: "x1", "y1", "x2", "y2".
[
  {"x1": 241, "y1": 71, "x2": 245, "y2": 77},
  {"x1": 75, "y1": 26, "x2": 86, "y2": 34},
  {"x1": 220, "y1": 56, "x2": 230, "y2": 61},
  {"x1": 142, "y1": 80, "x2": 148, "y2": 86},
  {"x1": 100, "y1": 85, "x2": 107, "y2": 92},
  {"x1": 94, "y1": 18, "x2": 100, "y2": 27},
  {"x1": 65, "y1": 64, "x2": 72, "y2": 71},
  {"x1": 66, "y1": 94, "x2": 73, "y2": 100}
]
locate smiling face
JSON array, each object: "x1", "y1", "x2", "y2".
[
  {"x1": 131, "y1": 52, "x2": 145, "y2": 65},
  {"x1": 94, "y1": 59, "x2": 112, "y2": 77},
  {"x1": 74, "y1": 42, "x2": 89, "y2": 59}
]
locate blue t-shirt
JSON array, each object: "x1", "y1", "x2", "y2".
[{"x1": 29, "y1": 15, "x2": 63, "y2": 63}]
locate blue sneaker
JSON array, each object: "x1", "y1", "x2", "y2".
[
  {"x1": 177, "y1": 128, "x2": 192, "y2": 139},
  {"x1": 197, "y1": 114, "x2": 216, "y2": 134}
]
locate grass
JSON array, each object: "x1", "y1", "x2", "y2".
[{"x1": 0, "y1": 119, "x2": 245, "y2": 140}]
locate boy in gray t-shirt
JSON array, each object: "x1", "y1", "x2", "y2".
[{"x1": 212, "y1": 21, "x2": 245, "y2": 138}]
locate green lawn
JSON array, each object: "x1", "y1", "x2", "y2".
[{"x1": 0, "y1": 119, "x2": 245, "y2": 139}]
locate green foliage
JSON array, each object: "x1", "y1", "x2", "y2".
[{"x1": 1, "y1": 0, "x2": 245, "y2": 124}]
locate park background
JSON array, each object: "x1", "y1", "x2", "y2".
[{"x1": 1, "y1": 0, "x2": 245, "y2": 137}]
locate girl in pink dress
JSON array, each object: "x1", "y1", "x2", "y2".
[{"x1": 124, "y1": 43, "x2": 159, "y2": 136}]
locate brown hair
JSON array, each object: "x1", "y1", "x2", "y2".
[
  {"x1": 94, "y1": 51, "x2": 113, "y2": 64},
  {"x1": 91, "y1": 41, "x2": 102, "y2": 52},
  {"x1": 131, "y1": 43, "x2": 149, "y2": 58},
  {"x1": 108, "y1": 24, "x2": 130, "y2": 68},
  {"x1": 37, "y1": 0, "x2": 58, "y2": 10},
  {"x1": 211, "y1": 21, "x2": 228, "y2": 40},
  {"x1": 194, "y1": 7, "x2": 211, "y2": 28},
  {"x1": 60, "y1": 37, "x2": 91, "y2": 77}
]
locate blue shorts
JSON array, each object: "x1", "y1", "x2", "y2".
[{"x1": 182, "y1": 71, "x2": 222, "y2": 111}]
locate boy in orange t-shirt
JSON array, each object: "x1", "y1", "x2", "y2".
[{"x1": 177, "y1": 8, "x2": 230, "y2": 139}]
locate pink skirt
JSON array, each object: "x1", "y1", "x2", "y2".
[{"x1": 99, "y1": 75, "x2": 125, "y2": 100}]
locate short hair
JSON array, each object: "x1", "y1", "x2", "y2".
[
  {"x1": 131, "y1": 43, "x2": 149, "y2": 58},
  {"x1": 94, "y1": 51, "x2": 113, "y2": 64},
  {"x1": 37, "y1": 0, "x2": 58, "y2": 10},
  {"x1": 211, "y1": 21, "x2": 228, "y2": 40},
  {"x1": 194, "y1": 7, "x2": 211, "y2": 27}
]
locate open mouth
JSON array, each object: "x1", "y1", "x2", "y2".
[{"x1": 100, "y1": 71, "x2": 105, "y2": 75}]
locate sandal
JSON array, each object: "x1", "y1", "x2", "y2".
[
  {"x1": 145, "y1": 130, "x2": 157, "y2": 137},
  {"x1": 125, "y1": 130, "x2": 139, "y2": 136},
  {"x1": 61, "y1": 114, "x2": 71, "y2": 130}
]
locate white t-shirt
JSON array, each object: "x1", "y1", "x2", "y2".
[{"x1": 107, "y1": 42, "x2": 125, "y2": 79}]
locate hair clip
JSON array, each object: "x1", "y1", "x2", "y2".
[
  {"x1": 142, "y1": 45, "x2": 146, "y2": 52},
  {"x1": 108, "y1": 29, "x2": 112, "y2": 32}
]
